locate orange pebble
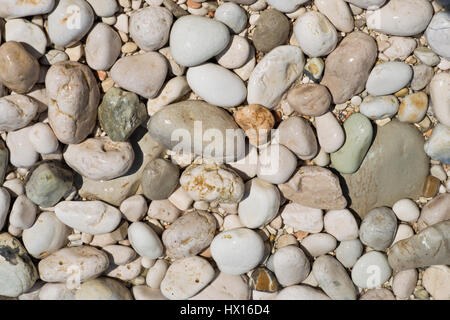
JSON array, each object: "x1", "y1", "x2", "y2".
[
  {"x1": 97, "y1": 70, "x2": 107, "y2": 81},
  {"x1": 187, "y1": 0, "x2": 201, "y2": 9},
  {"x1": 208, "y1": 11, "x2": 214, "y2": 18}
]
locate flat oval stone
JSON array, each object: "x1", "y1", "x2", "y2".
[
  {"x1": 280, "y1": 203, "x2": 323, "y2": 233},
  {"x1": 398, "y1": 92, "x2": 428, "y2": 123},
  {"x1": 238, "y1": 178, "x2": 280, "y2": 229},
  {"x1": 76, "y1": 278, "x2": 132, "y2": 300},
  {"x1": 276, "y1": 285, "x2": 330, "y2": 300},
  {"x1": 248, "y1": 45, "x2": 305, "y2": 109},
  {"x1": 130, "y1": 6, "x2": 173, "y2": 52},
  {"x1": 111, "y1": 52, "x2": 168, "y2": 99},
  {"x1": 430, "y1": 72, "x2": 450, "y2": 127},
  {"x1": 252, "y1": 9, "x2": 290, "y2": 54},
  {"x1": 287, "y1": 84, "x2": 331, "y2": 117},
  {"x1": 6, "y1": 126, "x2": 39, "y2": 168},
  {"x1": 186, "y1": 63, "x2": 247, "y2": 107},
  {"x1": 46, "y1": 61, "x2": 100, "y2": 144},
  {"x1": 103, "y1": 245, "x2": 136, "y2": 266},
  {"x1": 425, "y1": 11, "x2": 450, "y2": 60},
  {"x1": 63, "y1": 137, "x2": 134, "y2": 181},
  {"x1": 388, "y1": 220, "x2": 450, "y2": 271},
  {"x1": 0, "y1": 95, "x2": 38, "y2": 131},
  {"x1": 315, "y1": 112, "x2": 345, "y2": 153},
  {"x1": 22, "y1": 211, "x2": 70, "y2": 259},
  {"x1": 424, "y1": 124, "x2": 450, "y2": 164},
  {"x1": 351, "y1": 251, "x2": 392, "y2": 289},
  {"x1": 210, "y1": 228, "x2": 265, "y2": 275},
  {"x1": 278, "y1": 116, "x2": 318, "y2": 160},
  {"x1": 55, "y1": 200, "x2": 122, "y2": 235},
  {"x1": 5, "y1": 18, "x2": 47, "y2": 58},
  {"x1": 301, "y1": 233, "x2": 337, "y2": 257},
  {"x1": 170, "y1": 15, "x2": 230, "y2": 67},
  {"x1": 359, "y1": 207, "x2": 397, "y2": 250},
  {"x1": 360, "y1": 95, "x2": 399, "y2": 120},
  {"x1": 38, "y1": 246, "x2": 109, "y2": 283},
  {"x1": 0, "y1": 41, "x2": 39, "y2": 94},
  {"x1": 392, "y1": 198, "x2": 420, "y2": 223},
  {"x1": 293, "y1": 11, "x2": 338, "y2": 57},
  {"x1": 142, "y1": 158, "x2": 180, "y2": 200},
  {"x1": 324, "y1": 209, "x2": 359, "y2": 241},
  {"x1": 273, "y1": 245, "x2": 310, "y2": 286},
  {"x1": 215, "y1": 35, "x2": 250, "y2": 69},
  {"x1": 321, "y1": 32, "x2": 377, "y2": 104},
  {"x1": 160, "y1": 256, "x2": 215, "y2": 300},
  {"x1": 147, "y1": 100, "x2": 246, "y2": 163},
  {"x1": 214, "y1": 2, "x2": 247, "y2": 34},
  {"x1": 422, "y1": 265, "x2": 450, "y2": 300},
  {"x1": 366, "y1": 62, "x2": 413, "y2": 96},
  {"x1": 85, "y1": 23, "x2": 121, "y2": 71},
  {"x1": 47, "y1": 0, "x2": 94, "y2": 47},
  {"x1": 28, "y1": 123, "x2": 59, "y2": 155},
  {"x1": 0, "y1": 233, "x2": 38, "y2": 298},
  {"x1": 257, "y1": 144, "x2": 297, "y2": 184},
  {"x1": 411, "y1": 64, "x2": 434, "y2": 91},
  {"x1": 312, "y1": 255, "x2": 357, "y2": 300},
  {"x1": 0, "y1": 0, "x2": 55, "y2": 18},
  {"x1": 343, "y1": 120, "x2": 429, "y2": 217},
  {"x1": 335, "y1": 239, "x2": 363, "y2": 268},
  {"x1": 315, "y1": 0, "x2": 354, "y2": 33},
  {"x1": 128, "y1": 221, "x2": 164, "y2": 259},
  {"x1": 392, "y1": 269, "x2": 417, "y2": 299},
  {"x1": 162, "y1": 210, "x2": 216, "y2": 259},
  {"x1": 366, "y1": 0, "x2": 433, "y2": 36},
  {"x1": 331, "y1": 113, "x2": 373, "y2": 174}
]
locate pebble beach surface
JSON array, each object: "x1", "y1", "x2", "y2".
[{"x1": 0, "y1": 0, "x2": 449, "y2": 301}]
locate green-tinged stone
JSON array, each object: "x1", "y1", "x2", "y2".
[
  {"x1": 0, "y1": 233, "x2": 38, "y2": 298},
  {"x1": 25, "y1": 161, "x2": 73, "y2": 208},
  {"x1": 0, "y1": 139, "x2": 8, "y2": 185},
  {"x1": 331, "y1": 113, "x2": 373, "y2": 174},
  {"x1": 98, "y1": 87, "x2": 147, "y2": 142}
]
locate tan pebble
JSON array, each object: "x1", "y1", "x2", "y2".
[
  {"x1": 234, "y1": 104, "x2": 274, "y2": 146},
  {"x1": 65, "y1": 44, "x2": 84, "y2": 62},
  {"x1": 394, "y1": 87, "x2": 409, "y2": 97},
  {"x1": 101, "y1": 78, "x2": 115, "y2": 92},
  {"x1": 122, "y1": 42, "x2": 138, "y2": 54},
  {"x1": 423, "y1": 175, "x2": 440, "y2": 198}
]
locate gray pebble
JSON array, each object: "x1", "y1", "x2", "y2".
[{"x1": 359, "y1": 207, "x2": 397, "y2": 250}]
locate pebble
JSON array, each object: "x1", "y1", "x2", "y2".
[
  {"x1": 111, "y1": 52, "x2": 168, "y2": 99},
  {"x1": 423, "y1": 175, "x2": 440, "y2": 198},
  {"x1": 359, "y1": 207, "x2": 397, "y2": 250},
  {"x1": 301, "y1": 233, "x2": 337, "y2": 257},
  {"x1": 130, "y1": 7, "x2": 173, "y2": 51},
  {"x1": 39, "y1": 283, "x2": 75, "y2": 300},
  {"x1": 266, "y1": 0, "x2": 308, "y2": 13},
  {"x1": 148, "y1": 199, "x2": 181, "y2": 223},
  {"x1": 0, "y1": 188, "x2": 10, "y2": 230},
  {"x1": 388, "y1": 220, "x2": 450, "y2": 271},
  {"x1": 214, "y1": 3, "x2": 247, "y2": 35},
  {"x1": 335, "y1": 239, "x2": 363, "y2": 268},
  {"x1": 146, "y1": 259, "x2": 169, "y2": 289},
  {"x1": 321, "y1": 32, "x2": 377, "y2": 104},
  {"x1": 360, "y1": 95, "x2": 399, "y2": 120},
  {"x1": 323, "y1": 209, "x2": 359, "y2": 241},
  {"x1": 279, "y1": 166, "x2": 347, "y2": 210},
  {"x1": 162, "y1": 210, "x2": 216, "y2": 259},
  {"x1": 250, "y1": 267, "x2": 279, "y2": 293},
  {"x1": 28, "y1": 123, "x2": 59, "y2": 155},
  {"x1": 281, "y1": 203, "x2": 323, "y2": 233},
  {"x1": 238, "y1": 178, "x2": 280, "y2": 229},
  {"x1": 248, "y1": 45, "x2": 305, "y2": 109},
  {"x1": 210, "y1": 228, "x2": 265, "y2": 275},
  {"x1": 425, "y1": 11, "x2": 450, "y2": 60},
  {"x1": 359, "y1": 288, "x2": 395, "y2": 300},
  {"x1": 0, "y1": 41, "x2": 40, "y2": 94},
  {"x1": 147, "y1": 76, "x2": 190, "y2": 115},
  {"x1": 55, "y1": 200, "x2": 122, "y2": 235},
  {"x1": 85, "y1": 23, "x2": 121, "y2": 71},
  {"x1": 278, "y1": 116, "x2": 318, "y2": 160},
  {"x1": 315, "y1": 0, "x2": 354, "y2": 33},
  {"x1": 38, "y1": 246, "x2": 109, "y2": 283},
  {"x1": 63, "y1": 137, "x2": 134, "y2": 181},
  {"x1": 0, "y1": 0, "x2": 55, "y2": 18},
  {"x1": 397, "y1": 92, "x2": 428, "y2": 123},
  {"x1": 411, "y1": 64, "x2": 434, "y2": 91},
  {"x1": 273, "y1": 245, "x2": 310, "y2": 286},
  {"x1": 422, "y1": 265, "x2": 450, "y2": 300},
  {"x1": 343, "y1": 120, "x2": 429, "y2": 216},
  {"x1": 366, "y1": 62, "x2": 413, "y2": 96},
  {"x1": 315, "y1": 112, "x2": 345, "y2": 153},
  {"x1": 76, "y1": 278, "x2": 132, "y2": 300},
  {"x1": 148, "y1": 101, "x2": 245, "y2": 162},
  {"x1": 160, "y1": 256, "x2": 214, "y2": 300},
  {"x1": 187, "y1": 63, "x2": 247, "y2": 107},
  {"x1": 417, "y1": 193, "x2": 450, "y2": 231},
  {"x1": 430, "y1": 164, "x2": 447, "y2": 181},
  {"x1": 252, "y1": 9, "x2": 290, "y2": 54},
  {"x1": 170, "y1": 15, "x2": 230, "y2": 67},
  {"x1": 141, "y1": 158, "x2": 180, "y2": 201},
  {"x1": 192, "y1": 271, "x2": 250, "y2": 300},
  {"x1": 352, "y1": 251, "x2": 392, "y2": 289},
  {"x1": 168, "y1": 187, "x2": 193, "y2": 211},
  {"x1": 392, "y1": 269, "x2": 418, "y2": 299},
  {"x1": 46, "y1": 61, "x2": 100, "y2": 144},
  {"x1": 430, "y1": 72, "x2": 450, "y2": 127},
  {"x1": 383, "y1": 36, "x2": 417, "y2": 61},
  {"x1": 234, "y1": 104, "x2": 274, "y2": 147},
  {"x1": 414, "y1": 47, "x2": 441, "y2": 66},
  {"x1": 8, "y1": 195, "x2": 37, "y2": 230},
  {"x1": 128, "y1": 221, "x2": 164, "y2": 259},
  {"x1": 275, "y1": 285, "x2": 330, "y2": 300},
  {"x1": 0, "y1": 233, "x2": 38, "y2": 298},
  {"x1": 5, "y1": 19, "x2": 47, "y2": 58},
  {"x1": 22, "y1": 211, "x2": 71, "y2": 259},
  {"x1": 119, "y1": 195, "x2": 147, "y2": 222},
  {"x1": 103, "y1": 245, "x2": 136, "y2": 266},
  {"x1": 47, "y1": 0, "x2": 94, "y2": 47},
  {"x1": 87, "y1": 0, "x2": 119, "y2": 17},
  {"x1": 0, "y1": 95, "x2": 39, "y2": 131},
  {"x1": 312, "y1": 255, "x2": 357, "y2": 300},
  {"x1": 424, "y1": 124, "x2": 450, "y2": 164},
  {"x1": 293, "y1": 11, "x2": 338, "y2": 57},
  {"x1": 392, "y1": 223, "x2": 414, "y2": 245},
  {"x1": 287, "y1": 84, "x2": 331, "y2": 117},
  {"x1": 257, "y1": 144, "x2": 297, "y2": 184},
  {"x1": 345, "y1": 0, "x2": 386, "y2": 9},
  {"x1": 366, "y1": 0, "x2": 433, "y2": 36},
  {"x1": 216, "y1": 36, "x2": 250, "y2": 69},
  {"x1": 392, "y1": 198, "x2": 420, "y2": 222},
  {"x1": 331, "y1": 113, "x2": 373, "y2": 174},
  {"x1": 3, "y1": 179, "x2": 25, "y2": 197}
]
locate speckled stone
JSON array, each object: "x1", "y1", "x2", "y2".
[{"x1": 98, "y1": 87, "x2": 147, "y2": 142}]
